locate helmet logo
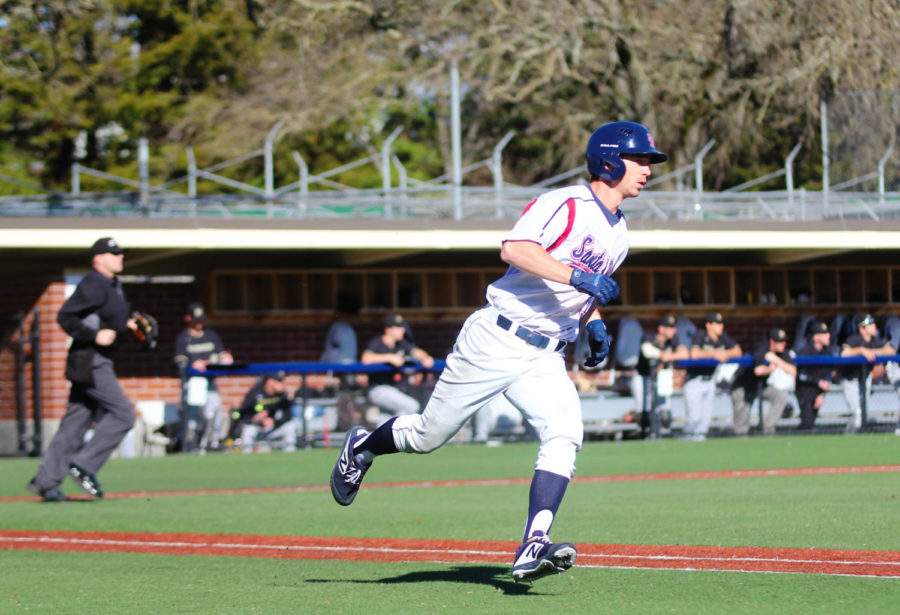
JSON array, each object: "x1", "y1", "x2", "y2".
[{"x1": 647, "y1": 133, "x2": 656, "y2": 149}]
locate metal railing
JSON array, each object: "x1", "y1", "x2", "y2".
[{"x1": 2, "y1": 185, "x2": 898, "y2": 222}]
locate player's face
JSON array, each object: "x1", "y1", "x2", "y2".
[
  {"x1": 266, "y1": 378, "x2": 285, "y2": 394},
  {"x1": 659, "y1": 325, "x2": 676, "y2": 341},
  {"x1": 619, "y1": 155, "x2": 653, "y2": 198}
]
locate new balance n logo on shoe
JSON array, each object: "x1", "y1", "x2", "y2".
[{"x1": 511, "y1": 531, "x2": 577, "y2": 584}]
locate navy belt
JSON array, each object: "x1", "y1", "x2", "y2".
[{"x1": 496, "y1": 315, "x2": 566, "y2": 352}]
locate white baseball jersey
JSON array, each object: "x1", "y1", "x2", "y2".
[{"x1": 486, "y1": 184, "x2": 629, "y2": 341}]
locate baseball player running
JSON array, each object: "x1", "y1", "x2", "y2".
[{"x1": 330, "y1": 121, "x2": 666, "y2": 583}]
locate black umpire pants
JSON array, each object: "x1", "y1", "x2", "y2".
[{"x1": 32, "y1": 358, "x2": 134, "y2": 490}]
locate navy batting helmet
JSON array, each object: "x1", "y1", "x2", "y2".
[{"x1": 586, "y1": 121, "x2": 667, "y2": 182}]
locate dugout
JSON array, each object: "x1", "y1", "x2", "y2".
[{"x1": 3, "y1": 216, "x2": 900, "y2": 454}]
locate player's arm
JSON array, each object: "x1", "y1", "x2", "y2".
[
  {"x1": 661, "y1": 344, "x2": 689, "y2": 362},
  {"x1": 721, "y1": 344, "x2": 743, "y2": 361},
  {"x1": 690, "y1": 345, "x2": 716, "y2": 359},
  {"x1": 409, "y1": 346, "x2": 435, "y2": 368},
  {"x1": 769, "y1": 353, "x2": 797, "y2": 377},
  {"x1": 840, "y1": 343, "x2": 866, "y2": 357},
  {"x1": 580, "y1": 308, "x2": 611, "y2": 368},
  {"x1": 361, "y1": 349, "x2": 405, "y2": 367},
  {"x1": 501, "y1": 239, "x2": 619, "y2": 305},
  {"x1": 500, "y1": 240, "x2": 576, "y2": 284},
  {"x1": 876, "y1": 342, "x2": 895, "y2": 355}
]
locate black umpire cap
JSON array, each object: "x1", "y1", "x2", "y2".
[{"x1": 90, "y1": 237, "x2": 126, "y2": 255}]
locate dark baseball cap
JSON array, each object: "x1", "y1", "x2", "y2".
[
  {"x1": 705, "y1": 311, "x2": 723, "y2": 324},
  {"x1": 90, "y1": 237, "x2": 126, "y2": 255},
  {"x1": 658, "y1": 314, "x2": 677, "y2": 327},
  {"x1": 857, "y1": 314, "x2": 875, "y2": 328},
  {"x1": 769, "y1": 328, "x2": 788, "y2": 342},
  {"x1": 187, "y1": 302, "x2": 206, "y2": 322},
  {"x1": 384, "y1": 313, "x2": 405, "y2": 328},
  {"x1": 810, "y1": 321, "x2": 830, "y2": 335},
  {"x1": 265, "y1": 371, "x2": 286, "y2": 382}
]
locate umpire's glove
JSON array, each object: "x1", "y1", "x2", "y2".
[
  {"x1": 583, "y1": 320, "x2": 611, "y2": 368},
  {"x1": 570, "y1": 267, "x2": 620, "y2": 306}
]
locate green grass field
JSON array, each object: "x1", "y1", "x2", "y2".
[{"x1": 1, "y1": 434, "x2": 898, "y2": 614}]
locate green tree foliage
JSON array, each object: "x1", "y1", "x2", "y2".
[
  {"x1": 1, "y1": 0, "x2": 898, "y2": 194},
  {"x1": 0, "y1": 0, "x2": 257, "y2": 187}
]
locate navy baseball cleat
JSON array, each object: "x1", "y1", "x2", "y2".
[
  {"x1": 69, "y1": 464, "x2": 104, "y2": 498},
  {"x1": 330, "y1": 426, "x2": 373, "y2": 506},
  {"x1": 27, "y1": 479, "x2": 71, "y2": 502},
  {"x1": 511, "y1": 531, "x2": 577, "y2": 583}
]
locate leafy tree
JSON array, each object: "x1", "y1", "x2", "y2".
[{"x1": 1, "y1": 0, "x2": 898, "y2": 194}]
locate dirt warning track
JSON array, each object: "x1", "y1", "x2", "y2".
[{"x1": 2, "y1": 530, "x2": 898, "y2": 578}]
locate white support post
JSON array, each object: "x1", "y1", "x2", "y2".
[
  {"x1": 785, "y1": 142, "x2": 802, "y2": 211},
  {"x1": 138, "y1": 137, "x2": 150, "y2": 208},
  {"x1": 72, "y1": 163, "x2": 80, "y2": 195},
  {"x1": 292, "y1": 151, "x2": 309, "y2": 215},
  {"x1": 264, "y1": 120, "x2": 285, "y2": 215},
  {"x1": 186, "y1": 147, "x2": 197, "y2": 198},
  {"x1": 877, "y1": 145, "x2": 894, "y2": 207},
  {"x1": 450, "y1": 59, "x2": 463, "y2": 220},
  {"x1": 821, "y1": 96, "x2": 830, "y2": 215},
  {"x1": 492, "y1": 131, "x2": 515, "y2": 218},
  {"x1": 692, "y1": 139, "x2": 716, "y2": 218},
  {"x1": 392, "y1": 154, "x2": 408, "y2": 217},
  {"x1": 381, "y1": 126, "x2": 403, "y2": 219}
]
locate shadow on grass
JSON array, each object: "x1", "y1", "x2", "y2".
[{"x1": 309, "y1": 565, "x2": 547, "y2": 595}]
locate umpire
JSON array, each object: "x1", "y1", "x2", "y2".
[{"x1": 28, "y1": 237, "x2": 138, "y2": 501}]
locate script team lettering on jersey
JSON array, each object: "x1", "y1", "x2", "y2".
[{"x1": 569, "y1": 236, "x2": 614, "y2": 276}]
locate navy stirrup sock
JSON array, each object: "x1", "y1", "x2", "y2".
[
  {"x1": 354, "y1": 417, "x2": 399, "y2": 456},
  {"x1": 523, "y1": 469, "x2": 569, "y2": 541}
]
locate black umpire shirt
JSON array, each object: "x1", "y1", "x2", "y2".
[{"x1": 57, "y1": 269, "x2": 131, "y2": 358}]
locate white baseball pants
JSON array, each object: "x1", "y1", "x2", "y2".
[{"x1": 390, "y1": 306, "x2": 583, "y2": 478}]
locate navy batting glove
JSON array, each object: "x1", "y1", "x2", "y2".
[
  {"x1": 570, "y1": 268, "x2": 620, "y2": 306},
  {"x1": 583, "y1": 320, "x2": 611, "y2": 368}
]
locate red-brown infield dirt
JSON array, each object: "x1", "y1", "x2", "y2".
[
  {"x1": 4, "y1": 465, "x2": 899, "y2": 578},
  {"x1": 2, "y1": 530, "x2": 898, "y2": 578}
]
